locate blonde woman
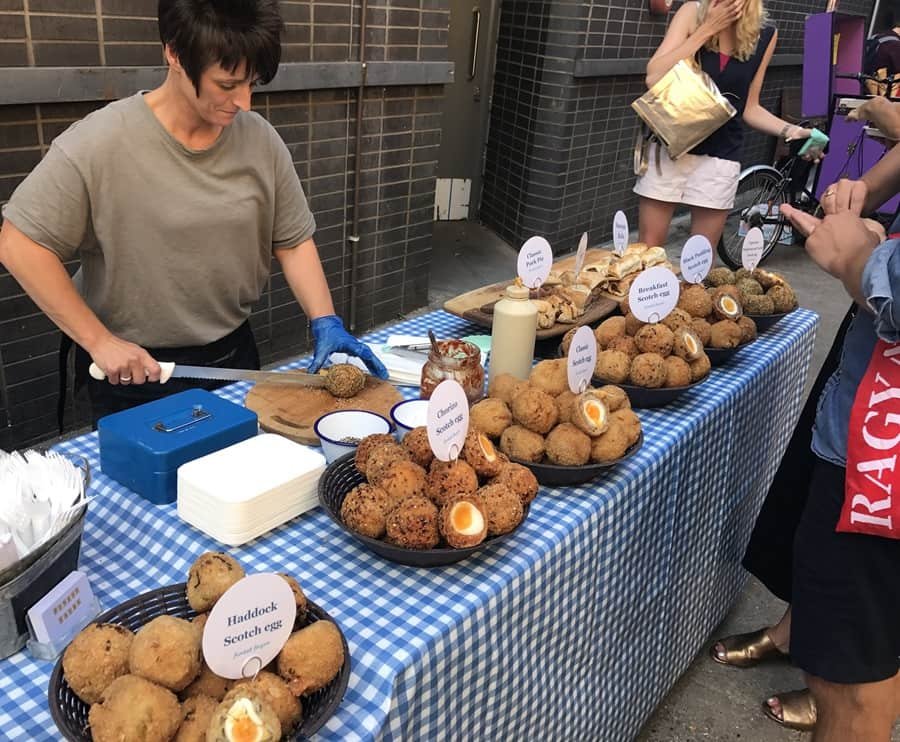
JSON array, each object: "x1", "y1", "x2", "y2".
[{"x1": 635, "y1": 0, "x2": 815, "y2": 248}]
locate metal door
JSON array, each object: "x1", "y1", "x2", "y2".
[{"x1": 435, "y1": 0, "x2": 499, "y2": 220}]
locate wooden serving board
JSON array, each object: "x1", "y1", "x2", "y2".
[
  {"x1": 443, "y1": 248, "x2": 619, "y2": 339},
  {"x1": 245, "y1": 376, "x2": 403, "y2": 445}
]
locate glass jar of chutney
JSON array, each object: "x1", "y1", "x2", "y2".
[{"x1": 419, "y1": 339, "x2": 485, "y2": 404}]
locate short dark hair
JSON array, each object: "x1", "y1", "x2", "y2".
[{"x1": 158, "y1": 0, "x2": 283, "y2": 94}]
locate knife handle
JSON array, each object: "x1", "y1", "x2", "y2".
[{"x1": 88, "y1": 362, "x2": 175, "y2": 384}]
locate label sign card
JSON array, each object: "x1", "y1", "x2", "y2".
[
  {"x1": 680, "y1": 235, "x2": 713, "y2": 284},
  {"x1": 567, "y1": 326, "x2": 597, "y2": 394},
  {"x1": 742, "y1": 227, "x2": 765, "y2": 271},
  {"x1": 628, "y1": 267, "x2": 680, "y2": 323},
  {"x1": 574, "y1": 232, "x2": 589, "y2": 277},
  {"x1": 516, "y1": 236, "x2": 553, "y2": 289},
  {"x1": 613, "y1": 211, "x2": 629, "y2": 256},
  {"x1": 202, "y1": 573, "x2": 296, "y2": 679},
  {"x1": 426, "y1": 379, "x2": 470, "y2": 461}
]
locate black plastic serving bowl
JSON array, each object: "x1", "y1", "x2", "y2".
[
  {"x1": 318, "y1": 452, "x2": 529, "y2": 567},
  {"x1": 745, "y1": 309, "x2": 793, "y2": 332},
  {"x1": 511, "y1": 432, "x2": 644, "y2": 486},
  {"x1": 601, "y1": 376, "x2": 707, "y2": 408},
  {"x1": 704, "y1": 340, "x2": 754, "y2": 366},
  {"x1": 48, "y1": 584, "x2": 350, "y2": 741}
]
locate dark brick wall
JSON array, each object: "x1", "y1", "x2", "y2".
[
  {"x1": 482, "y1": 0, "x2": 876, "y2": 250},
  {"x1": 0, "y1": 1, "x2": 448, "y2": 450}
]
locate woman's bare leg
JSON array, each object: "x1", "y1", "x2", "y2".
[{"x1": 638, "y1": 196, "x2": 677, "y2": 246}]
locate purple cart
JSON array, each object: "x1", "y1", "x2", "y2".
[
  {"x1": 804, "y1": 12, "x2": 899, "y2": 217},
  {"x1": 814, "y1": 98, "x2": 900, "y2": 217},
  {"x1": 803, "y1": 12, "x2": 866, "y2": 118}
]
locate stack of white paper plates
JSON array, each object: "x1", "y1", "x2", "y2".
[{"x1": 176, "y1": 434, "x2": 325, "y2": 546}]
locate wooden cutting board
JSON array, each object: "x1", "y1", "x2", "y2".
[
  {"x1": 245, "y1": 376, "x2": 403, "y2": 445},
  {"x1": 442, "y1": 247, "x2": 619, "y2": 339}
]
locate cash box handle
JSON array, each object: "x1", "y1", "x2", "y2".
[{"x1": 153, "y1": 404, "x2": 212, "y2": 433}]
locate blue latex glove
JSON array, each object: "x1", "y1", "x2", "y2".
[{"x1": 308, "y1": 315, "x2": 389, "y2": 380}]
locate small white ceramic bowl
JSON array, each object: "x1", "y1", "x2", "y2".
[
  {"x1": 390, "y1": 399, "x2": 430, "y2": 440},
  {"x1": 314, "y1": 410, "x2": 393, "y2": 464}
]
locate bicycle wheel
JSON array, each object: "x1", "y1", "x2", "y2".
[{"x1": 717, "y1": 168, "x2": 786, "y2": 269}]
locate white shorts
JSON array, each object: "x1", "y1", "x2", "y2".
[{"x1": 633, "y1": 143, "x2": 741, "y2": 210}]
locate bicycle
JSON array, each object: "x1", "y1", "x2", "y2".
[
  {"x1": 716, "y1": 136, "x2": 821, "y2": 269},
  {"x1": 716, "y1": 71, "x2": 896, "y2": 269}
]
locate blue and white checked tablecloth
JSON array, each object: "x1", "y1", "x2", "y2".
[{"x1": 0, "y1": 308, "x2": 818, "y2": 742}]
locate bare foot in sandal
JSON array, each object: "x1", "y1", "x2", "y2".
[
  {"x1": 763, "y1": 688, "x2": 817, "y2": 731},
  {"x1": 711, "y1": 607, "x2": 791, "y2": 666},
  {"x1": 710, "y1": 626, "x2": 790, "y2": 666}
]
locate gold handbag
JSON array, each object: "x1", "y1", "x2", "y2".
[{"x1": 631, "y1": 59, "x2": 737, "y2": 161}]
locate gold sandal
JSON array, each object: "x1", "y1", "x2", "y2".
[
  {"x1": 762, "y1": 688, "x2": 817, "y2": 732},
  {"x1": 709, "y1": 628, "x2": 788, "y2": 667}
]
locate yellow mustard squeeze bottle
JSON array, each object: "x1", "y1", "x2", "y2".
[{"x1": 489, "y1": 280, "x2": 537, "y2": 381}]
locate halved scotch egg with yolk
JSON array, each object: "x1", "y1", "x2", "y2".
[
  {"x1": 571, "y1": 391, "x2": 609, "y2": 437},
  {"x1": 672, "y1": 327, "x2": 703, "y2": 362},
  {"x1": 439, "y1": 495, "x2": 488, "y2": 548},
  {"x1": 208, "y1": 689, "x2": 281, "y2": 742},
  {"x1": 713, "y1": 293, "x2": 743, "y2": 321},
  {"x1": 461, "y1": 429, "x2": 504, "y2": 478}
]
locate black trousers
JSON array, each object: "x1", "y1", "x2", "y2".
[
  {"x1": 74, "y1": 321, "x2": 260, "y2": 429},
  {"x1": 741, "y1": 307, "x2": 856, "y2": 602}
]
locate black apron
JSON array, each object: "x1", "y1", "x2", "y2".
[{"x1": 72, "y1": 320, "x2": 260, "y2": 429}]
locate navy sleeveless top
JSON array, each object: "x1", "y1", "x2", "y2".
[{"x1": 691, "y1": 25, "x2": 776, "y2": 162}]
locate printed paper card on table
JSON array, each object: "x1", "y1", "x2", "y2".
[
  {"x1": 567, "y1": 326, "x2": 597, "y2": 394},
  {"x1": 202, "y1": 573, "x2": 297, "y2": 679},
  {"x1": 613, "y1": 211, "x2": 628, "y2": 257},
  {"x1": 574, "y1": 232, "x2": 589, "y2": 278},
  {"x1": 427, "y1": 380, "x2": 470, "y2": 462},
  {"x1": 516, "y1": 236, "x2": 553, "y2": 289},
  {"x1": 628, "y1": 266, "x2": 680, "y2": 323},
  {"x1": 680, "y1": 235, "x2": 713, "y2": 284},
  {"x1": 742, "y1": 228, "x2": 765, "y2": 272}
]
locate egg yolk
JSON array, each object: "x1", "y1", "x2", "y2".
[
  {"x1": 451, "y1": 502, "x2": 484, "y2": 535},
  {"x1": 224, "y1": 699, "x2": 271, "y2": 742},
  {"x1": 478, "y1": 434, "x2": 496, "y2": 459},
  {"x1": 585, "y1": 401, "x2": 605, "y2": 424},
  {"x1": 720, "y1": 296, "x2": 738, "y2": 315}
]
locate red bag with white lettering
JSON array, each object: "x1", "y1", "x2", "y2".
[{"x1": 839, "y1": 339, "x2": 900, "y2": 538}]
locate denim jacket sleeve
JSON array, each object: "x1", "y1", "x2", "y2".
[{"x1": 862, "y1": 238, "x2": 900, "y2": 342}]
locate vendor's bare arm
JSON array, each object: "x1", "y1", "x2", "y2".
[
  {"x1": 274, "y1": 237, "x2": 336, "y2": 320},
  {"x1": 0, "y1": 219, "x2": 159, "y2": 382}
]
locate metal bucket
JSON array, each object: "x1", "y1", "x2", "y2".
[{"x1": 0, "y1": 457, "x2": 89, "y2": 658}]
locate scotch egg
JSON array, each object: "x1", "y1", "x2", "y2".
[
  {"x1": 571, "y1": 391, "x2": 609, "y2": 437},
  {"x1": 672, "y1": 327, "x2": 703, "y2": 361},
  {"x1": 462, "y1": 430, "x2": 504, "y2": 477},
  {"x1": 440, "y1": 496, "x2": 488, "y2": 548},
  {"x1": 713, "y1": 292, "x2": 743, "y2": 321},
  {"x1": 208, "y1": 688, "x2": 281, "y2": 742}
]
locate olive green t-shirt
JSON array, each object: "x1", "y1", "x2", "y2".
[{"x1": 2, "y1": 92, "x2": 316, "y2": 347}]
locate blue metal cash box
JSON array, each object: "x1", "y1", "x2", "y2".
[{"x1": 98, "y1": 389, "x2": 258, "y2": 505}]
